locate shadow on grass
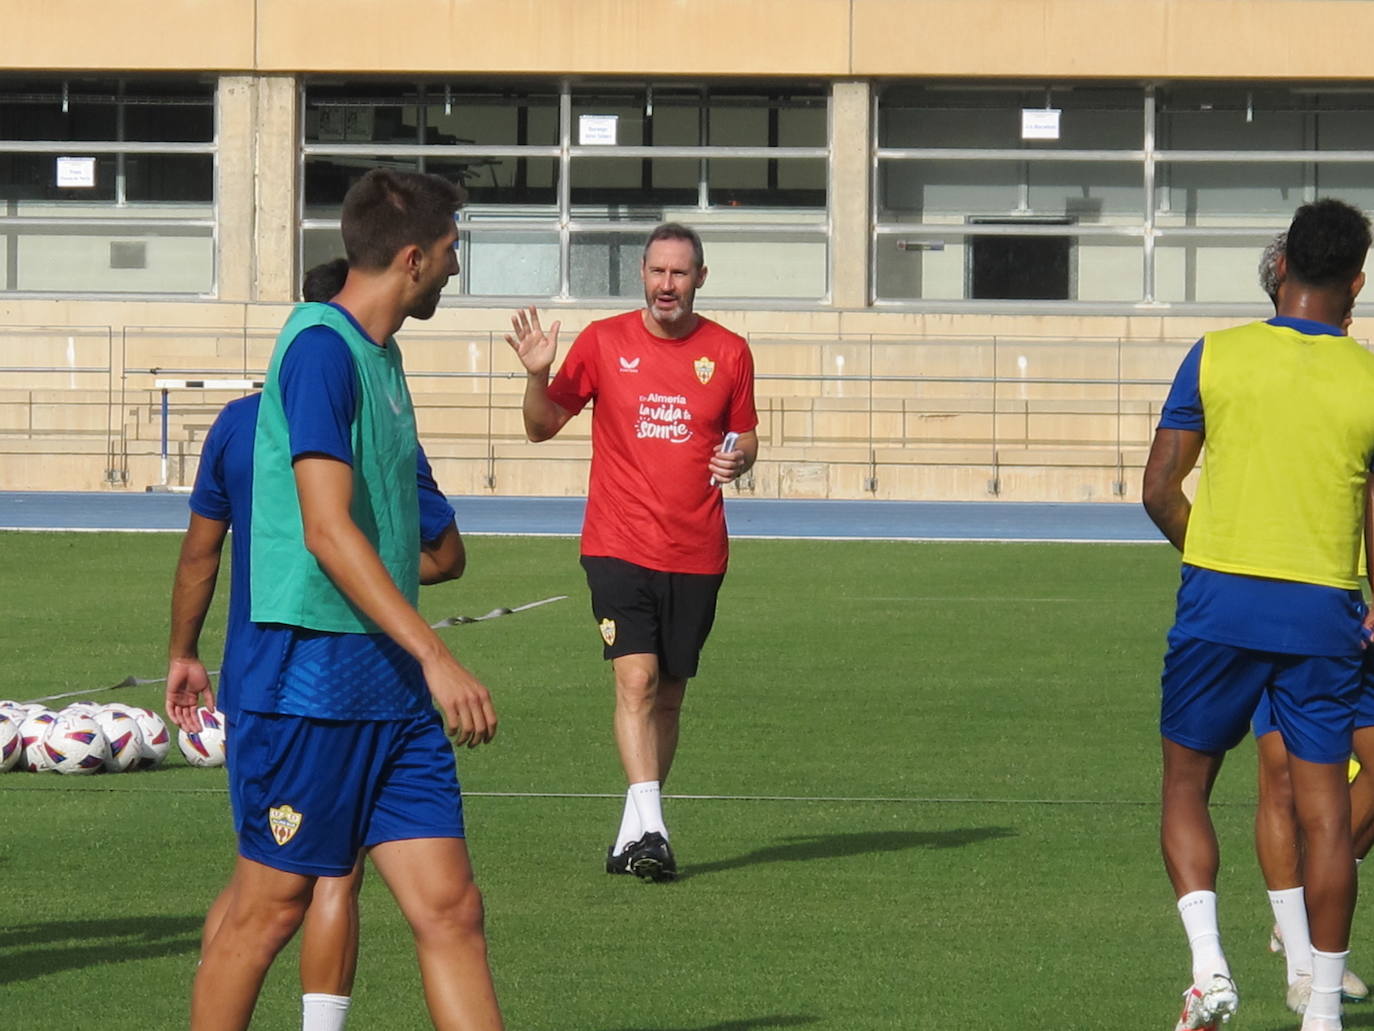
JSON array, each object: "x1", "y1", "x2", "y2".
[
  {"x1": 605, "y1": 1016, "x2": 817, "y2": 1031},
  {"x1": 0, "y1": 914, "x2": 202, "y2": 984},
  {"x1": 679, "y1": 826, "x2": 1017, "y2": 880}
]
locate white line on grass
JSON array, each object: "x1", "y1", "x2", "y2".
[{"x1": 2, "y1": 782, "x2": 1186, "y2": 806}]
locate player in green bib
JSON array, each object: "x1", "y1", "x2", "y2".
[{"x1": 189, "y1": 170, "x2": 504, "y2": 1031}]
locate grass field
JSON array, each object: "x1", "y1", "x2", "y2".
[{"x1": 3, "y1": 529, "x2": 1371, "y2": 1030}]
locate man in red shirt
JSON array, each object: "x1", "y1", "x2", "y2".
[{"x1": 507, "y1": 222, "x2": 759, "y2": 881}]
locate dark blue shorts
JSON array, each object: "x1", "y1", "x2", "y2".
[
  {"x1": 227, "y1": 709, "x2": 465, "y2": 877},
  {"x1": 1254, "y1": 648, "x2": 1374, "y2": 739},
  {"x1": 1160, "y1": 629, "x2": 1360, "y2": 764}
]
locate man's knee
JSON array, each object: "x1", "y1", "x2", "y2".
[
  {"x1": 409, "y1": 879, "x2": 486, "y2": 944},
  {"x1": 614, "y1": 663, "x2": 659, "y2": 710}
]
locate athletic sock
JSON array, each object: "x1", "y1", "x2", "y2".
[
  {"x1": 302, "y1": 993, "x2": 351, "y2": 1031},
  {"x1": 1307, "y1": 949, "x2": 1348, "y2": 1023},
  {"x1": 1178, "y1": 890, "x2": 1231, "y2": 986},
  {"x1": 1269, "y1": 887, "x2": 1314, "y2": 983},
  {"x1": 613, "y1": 790, "x2": 643, "y2": 855},
  {"x1": 629, "y1": 780, "x2": 667, "y2": 839}
]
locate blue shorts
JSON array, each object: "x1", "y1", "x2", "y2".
[
  {"x1": 1160, "y1": 629, "x2": 1361, "y2": 764},
  {"x1": 227, "y1": 709, "x2": 465, "y2": 877},
  {"x1": 1254, "y1": 648, "x2": 1374, "y2": 739}
]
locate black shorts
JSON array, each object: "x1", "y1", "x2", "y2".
[{"x1": 580, "y1": 555, "x2": 725, "y2": 679}]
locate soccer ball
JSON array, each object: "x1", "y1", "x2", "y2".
[
  {"x1": 0, "y1": 715, "x2": 21, "y2": 772},
  {"x1": 177, "y1": 706, "x2": 227, "y2": 768},
  {"x1": 18, "y1": 710, "x2": 58, "y2": 772},
  {"x1": 94, "y1": 708, "x2": 145, "y2": 773},
  {"x1": 129, "y1": 707, "x2": 171, "y2": 769},
  {"x1": 61, "y1": 701, "x2": 103, "y2": 717},
  {"x1": 0, "y1": 700, "x2": 25, "y2": 723},
  {"x1": 43, "y1": 712, "x2": 110, "y2": 775}
]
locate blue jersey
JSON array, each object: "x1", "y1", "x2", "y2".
[
  {"x1": 1158, "y1": 316, "x2": 1366, "y2": 657},
  {"x1": 189, "y1": 311, "x2": 456, "y2": 718}
]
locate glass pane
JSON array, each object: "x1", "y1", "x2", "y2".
[
  {"x1": 0, "y1": 153, "x2": 118, "y2": 202},
  {"x1": 0, "y1": 224, "x2": 212, "y2": 293},
  {"x1": 707, "y1": 157, "x2": 825, "y2": 208},
  {"x1": 570, "y1": 232, "x2": 643, "y2": 298},
  {"x1": 424, "y1": 156, "x2": 557, "y2": 208},
  {"x1": 880, "y1": 158, "x2": 1140, "y2": 220},
  {"x1": 303, "y1": 156, "x2": 420, "y2": 209},
  {"x1": 570, "y1": 157, "x2": 698, "y2": 208},
  {"x1": 699, "y1": 230, "x2": 826, "y2": 299},
  {"x1": 462, "y1": 230, "x2": 559, "y2": 296},
  {"x1": 878, "y1": 85, "x2": 1143, "y2": 150},
  {"x1": 120, "y1": 81, "x2": 215, "y2": 142},
  {"x1": 1156, "y1": 160, "x2": 1308, "y2": 221},
  {"x1": 874, "y1": 233, "x2": 1143, "y2": 302},
  {"x1": 421, "y1": 84, "x2": 560, "y2": 147},
  {"x1": 125, "y1": 153, "x2": 213, "y2": 203},
  {"x1": 305, "y1": 83, "x2": 420, "y2": 145},
  {"x1": 1157, "y1": 87, "x2": 1306, "y2": 151},
  {"x1": 301, "y1": 227, "x2": 346, "y2": 294},
  {"x1": 0, "y1": 78, "x2": 118, "y2": 141},
  {"x1": 571, "y1": 88, "x2": 650, "y2": 147},
  {"x1": 708, "y1": 87, "x2": 826, "y2": 147},
  {"x1": 1154, "y1": 233, "x2": 1281, "y2": 303}
]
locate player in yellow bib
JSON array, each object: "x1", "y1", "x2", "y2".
[{"x1": 1145, "y1": 198, "x2": 1374, "y2": 1031}]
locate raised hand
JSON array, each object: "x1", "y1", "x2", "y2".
[{"x1": 505, "y1": 305, "x2": 561, "y2": 376}]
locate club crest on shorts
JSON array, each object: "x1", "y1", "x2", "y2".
[
  {"x1": 693, "y1": 356, "x2": 715, "y2": 385},
  {"x1": 599, "y1": 618, "x2": 616, "y2": 645},
  {"x1": 269, "y1": 804, "x2": 303, "y2": 846}
]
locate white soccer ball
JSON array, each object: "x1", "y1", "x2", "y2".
[
  {"x1": 0, "y1": 715, "x2": 21, "y2": 772},
  {"x1": 94, "y1": 708, "x2": 145, "y2": 773},
  {"x1": 177, "y1": 706, "x2": 227, "y2": 768},
  {"x1": 18, "y1": 710, "x2": 58, "y2": 772},
  {"x1": 43, "y1": 712, "x2": 110, "y2": 775},
  {"x1": 129, "y1": 707, "x2": 171, "y2": 769},
  {"x1": 62, "y1": 702, "x2": 103, "y2": 717},
  {"x1": 0, "y1": 700, "x2": 25, "y2": 722}
]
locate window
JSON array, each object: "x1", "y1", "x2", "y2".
[
  {"x1": 0, "y1": 77, "x2": 215, "y2": 294},
  {"x1": 874, "y1": 83, "x2": 1374, "y2": 309},
  {"x1": 302, "y1": 80, "x2": 830, "y2": 303}
]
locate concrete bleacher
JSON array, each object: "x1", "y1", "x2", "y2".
[{"x1": 0, "y1": 322, "x2": 1191, "y2": 502}]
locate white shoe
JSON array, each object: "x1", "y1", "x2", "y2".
[
  {"x1": 1299, "y1": 1017, "x2": 1342, "y2": 1031},
  {"x1": 1271, "y1": 925, "x2": 1370, "y2": 1001},
  {"x1": 1174, "y1": 975, "x2": 1239, "y2": 1030},
  {"x1": 1290, "y1": 973, "x2": 1313, "y2": 1014}
]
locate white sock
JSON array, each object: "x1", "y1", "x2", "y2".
[
  {"x1": 1307, "y1": 949, "x2": 1348, "y2": 1023},
  {"x1": 1178, "y1": 890, "x2": 1230, "y2": 985},
  {"x1": 629, "y1": 780, "x2": 667, "y2": 839},
  {"x1": 302, "y1": 993, "x2": 351, "y2": 1031},
  {"x1": 1269, "y1": 887, "x2": 1314, "y2": 984},
  {"x1": 614, "y1": 790, "x2": 642, "y2": 855}
]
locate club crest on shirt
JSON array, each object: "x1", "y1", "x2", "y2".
[
  {"x1": 269, "y1": 804, "x2": 303, "y2": 846},
  {"x1": 693, "y1": 356, "x2": 715, "y2": 385},
  {"x1": 599, "y1": 618, "x2": 617, "y2": 645},
  {"x1": 619, "y1": 356, "x2": 640, "y2": 373}
]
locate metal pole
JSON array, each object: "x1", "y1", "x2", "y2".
[{"x1": 160, "y1": 387, "x2": 169, "y2": 486}]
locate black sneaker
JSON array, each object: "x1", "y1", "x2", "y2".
[
  {"x1": 628, "y1": 831, "x2": 677, "y2": 882},
  {"x1": 605, "y1": 842, "x2": 634, "y2": 875}
]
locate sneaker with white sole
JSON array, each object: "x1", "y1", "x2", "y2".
[
  {"x1": 1271, "y1": 924, "x2": 1370, "y2": 1001},
  {"x1": 1174, "y1": 975, "x2": 1239, "y2": 1030}
]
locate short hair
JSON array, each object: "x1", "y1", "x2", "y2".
[
  {"x1": 301, "y1": 257, "x2": 348, "y2": 302},
  {"x1": 1285, "y1": 198, "x2": 1371, "y2": 289},
  {"x1": 643, "y1": 222, "x2": 704, "y2": 270},
  {"x1": 1258, "y1": 231, "x2": 1286, "y2": 302},
  {"x1": 340, "y1": 169, "x2": 466, "y2": 271}
]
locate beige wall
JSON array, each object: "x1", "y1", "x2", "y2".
[{"x1": 7, "y1": 1, "x2": 1374, "y2": 79}]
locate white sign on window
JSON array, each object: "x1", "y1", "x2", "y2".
[
  {"x1": 578, "y1": 114, "x2": 619, "y2": 146},
  {"x1": 1020, "y1": 109, "x2": 1061, "y2": 141},
  {"x1": 56, "y1": 156, "x2": 97, "y2": 189}
]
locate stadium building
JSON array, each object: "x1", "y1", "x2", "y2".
[{"x1": 1, "y1": 0, "x2": 1364, "y2": 500}]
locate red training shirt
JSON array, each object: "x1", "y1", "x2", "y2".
[{"x1": 547, "y1": 310, "x2": 758, "y2": 574}]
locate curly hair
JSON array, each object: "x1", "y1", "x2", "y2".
[{"x1": 1285, "y1": 198, "x2": 1371, "y2": 289}]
